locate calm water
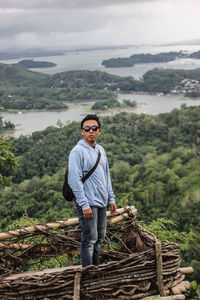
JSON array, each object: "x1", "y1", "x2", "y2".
[
  {"x1": 2, "y1": 94, "x2": 200, "y2": 138},
  {"x1": 1, "y1": 44, "x2": 200, "y2": 79},
  {"x1": 1, "y1": 44, "x2": 200, "y2": 137}
]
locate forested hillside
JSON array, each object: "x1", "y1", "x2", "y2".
[
  {"x1": 0, "y1": 105, "x2": 200, "y2": 282},
  {"x1": 1, "y1": 63, "x2": 200, "y2": 111},
  {"x1": 0, "y1": 64, "x2": 140, "y2": 110}
]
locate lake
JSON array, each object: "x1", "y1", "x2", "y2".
[
  {"x1": 1, "y1": 44, "x2": 200, "y2": 79},
  {"x1": 1, "y1": 43, "x2": 200, "y2": 137},
  {"x1": 2, "y1": 94, "x2": 200, "y2": 138}
]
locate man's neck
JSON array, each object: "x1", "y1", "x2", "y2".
[{"x1": 84, "y1": 139, "x2": 96, "y2": 147}]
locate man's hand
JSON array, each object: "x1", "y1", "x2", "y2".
[
  {"x1": 83, "y1": 208, "x2": 93, "y2": 219},
  {"x1": 110, "y1": 203, "x2": 117, "y2": 215}
]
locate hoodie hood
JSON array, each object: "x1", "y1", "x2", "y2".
[{"x1": 77, "y1": 139, "x2": 100, "y2": 150}]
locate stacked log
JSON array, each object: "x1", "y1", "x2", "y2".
[
  {"x1": 0, "y1": 242, "x2": 183, "y2": 299},
  {"x1": 0, "y1": 206, "x2": 192, "y2": 299}
]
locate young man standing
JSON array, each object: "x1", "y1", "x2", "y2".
[{"x1": 68, "y1": 114, "x2": 117, "y2": 267}]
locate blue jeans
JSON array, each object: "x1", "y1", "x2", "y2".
[{"x1": 76, "y1": 205, "x2": 107, "y2": 267}]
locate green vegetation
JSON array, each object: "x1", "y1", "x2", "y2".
[
  {"x1": 15, "y1": 59, "x2": 56, "y2": 68},
  {"x1": 0, "y1": 137, "x2": 18, "y2": 186},
  {"x1": 102, "y1": 51, "x2": 186, "y2": 68},
  {"x1": 143, "y1": 68, "x2": 200, "y2": 94},
  {"x1": 0, "y1": 106, "x2": 200, "y2": 283},
  {"x1": 0, "y1": 64, "x2": 139, "y2": 110},
  {"x1": 91, "y1": 98, "x2": 137, "y2": 111},
  {"x1": 92, "y1": 98, "x2": 120, "y2": 110},
  {"x1": 189, "y1": 50, "x2": 200, "y2": 59},
  {"x1": 1, "y1": 62, "x2": 200, "y2": 112},
  {"x1": 0, "y1": 115, "x2": 15, "y2": 133},
  {"x1": 102, "y1": 50, "x2": 200, "y2": 68}
]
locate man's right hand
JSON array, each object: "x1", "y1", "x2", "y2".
[{"x1": 83, "y1": 208, "x2": 93, "y2": 219}]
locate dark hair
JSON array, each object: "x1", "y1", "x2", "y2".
[{"x1": 81, "y1": 114, "x2": 101, "y2": 129}]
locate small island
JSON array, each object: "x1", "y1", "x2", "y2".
[
  {"x1": 91, "y1": 98, "x2": 137, "y2": 111},
  {"x1": 101, "y1": 50, "x2": 200, "y2": 68},
  {"x1": 15, "y1": 59, "x2": 56, "y2": 69}
]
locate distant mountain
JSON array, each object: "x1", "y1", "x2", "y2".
[
  {"x1": 164, "y1": 39, "x2": 200, "y2": 46},
  {"x1": 0, "y1": 48, "x2": 64, "y2": 60}
]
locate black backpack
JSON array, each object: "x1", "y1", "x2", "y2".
[{"x1": 62, "y1": 151, "x2": 101, "y2": 201}]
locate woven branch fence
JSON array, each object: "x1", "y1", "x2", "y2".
[{"x1": 0, "y1": 206, "x2": 192, "y2": 299}]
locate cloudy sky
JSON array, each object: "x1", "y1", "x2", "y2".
[{"x1": 0, "y1": 0, "x2": 200, "y2": 50}]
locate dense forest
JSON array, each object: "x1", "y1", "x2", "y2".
[
  {"x1": 0, "y1": 106, "x2": 200, "y2": 288},
  {"x1": 0, "y1": 64, "x2": 128, "y2": 110},
  {"x1": 102, "y1": 50, "x2": 200, "y2": 68},
  {"x1": 1, "y1": 63, "x2": 200, "y2": 111}
]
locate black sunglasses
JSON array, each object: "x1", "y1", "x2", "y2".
[{"x1": 82, "y1": 125, "x2": 100, "y2": 132}]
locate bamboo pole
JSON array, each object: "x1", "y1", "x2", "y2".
[
  {"x1": 0, "y1": 210, "x2": 137, "y2": 251},
  {"x1": 0, "y1": 206, "x2": 137, "y2": 241},
  {"x1": 0, "y1": 208, "x2": 137, "y2": 251}
]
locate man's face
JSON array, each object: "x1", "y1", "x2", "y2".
[{"x1": 81, "y1": 120, "x2": 101, "y2": 146}]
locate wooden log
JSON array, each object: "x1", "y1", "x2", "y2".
[
  {"x1": 107, "y1": 206, "x2": 136, "y2": 218},
  {"x1": 176, "y1": 285, "x2": 186, "y2": 293},
  {"x1": 172, "y1": 287, "x2": 182, "y2": 295},
  {"x1": 73, "y1": 271, "x2": 82, "y2": 300},
  {"x1": 109, "y1": 208, "x2": 137, "y2": 225},
  {"x1": 68, "y1": 253, "x2": 73, "y2": 266},
  {"x1": 180, "y1": 281, "x2": 191, "y2": 290},
  {"x1": 0, "y1": 206, "x2": 137, "y2": 241},
  {"x1": 141, "y1": 295, "x2": 185, "y2": 300},
  {"x1": 155, "y1": 241, "x2": 166, "y2": 296},
  {"x1": 172, "y1": 281, "x2": 191, "y2": 294},
  {"x1": 0, "y1": 242, "x2": 30, "y2": 250},
  {"x1": 178, "y1": 267, "x2": 193, "y2": 274}
]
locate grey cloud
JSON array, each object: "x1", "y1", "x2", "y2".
[
  {"x1": 0, "y1": 6, "x2": 106, "y2": 38},
  {"x1": 0, "y1": 0, "x2": 199, "y2": 50},
  {"x1": 0, "y1": 0, "x2": 159, "y2": 9}
]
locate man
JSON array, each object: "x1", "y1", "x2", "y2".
[{"x1": 68, "y1": 114, "x2": 117, "y2": 267}]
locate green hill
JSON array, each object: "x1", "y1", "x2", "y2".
[
  {"x1": 0, "y1": 63, "x2": 49, "y2": 87},
  {"x1": 0, "y1": 106, "x2": 200, "y2": 281},
  {"x1": 1, "y1": 62, "x2": 200, "y2": 111}
]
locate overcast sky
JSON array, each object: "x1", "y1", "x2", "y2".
[{"x1": 0, "y1": 0, "x2": 200, "y2": 50}]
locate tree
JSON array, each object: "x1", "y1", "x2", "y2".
[{"x1": 0, "y1": 137, "x2": 18, "y2": 186}]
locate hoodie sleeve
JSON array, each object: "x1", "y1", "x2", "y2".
[
  {"x1": 104, "y1": 152, "x2": 115, "y2": 204},
  {"x1": 68, "y1": 150, "x2": 90, "y2": 210}
]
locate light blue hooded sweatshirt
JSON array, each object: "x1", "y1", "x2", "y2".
[{"x1": 68, "y1": 140, "x2": 115, "y2": 210}]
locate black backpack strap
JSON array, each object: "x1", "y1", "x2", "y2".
[{"x1": 82, "y1": 150, "x2": 101, "y2": 183}]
